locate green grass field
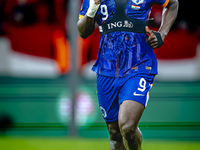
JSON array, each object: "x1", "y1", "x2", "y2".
[{"x1": 0, "y1": 136, "x2": 200, "y2": 150}]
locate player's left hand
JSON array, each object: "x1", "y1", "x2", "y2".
[{"x1": 145, "y1": 26, "x2": 164, "y2": 49}]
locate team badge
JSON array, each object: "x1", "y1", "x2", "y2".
[
  {"x1": 132, "y1": 0, "x2": 144, "y2": 5},
  {"x1": 100, "y1": 106, "x2": 107, "y2": 118}
]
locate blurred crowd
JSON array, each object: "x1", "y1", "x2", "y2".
[
  {"x1": 0, "y1": 0, "x2": 71, "y2": 74},
  {"x1": 0, "y1": 0, "x2": 199, "y2": 76},
  {"x1": 0, "y1": 0, "x2": 67, "y2": 30}
]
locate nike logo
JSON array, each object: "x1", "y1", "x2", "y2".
[{"x1": 133, "y1": 92, "x2": 145, "y2": 96}]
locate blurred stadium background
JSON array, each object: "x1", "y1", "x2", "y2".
[{"x1": 0, "y1": 0, "x2": 200, "y2": 149}]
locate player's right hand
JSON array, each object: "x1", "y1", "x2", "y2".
[{"x1": 86, "y1": 0, "x2": 101, "y2": 18}]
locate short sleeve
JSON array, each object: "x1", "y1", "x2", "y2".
[
  {"x1": 79, "y1": 0, "x2": 89, "y2": 20},
  {"x1": 153, "y1": 0, "x2": 169, "y2": 7}
]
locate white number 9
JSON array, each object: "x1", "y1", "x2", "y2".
[
  {"x1": 101, "y1": 5, "x2": 108, "y2": 21},
  {"x1": 138, "y1": 78, "x2": 146, "y2": 92}
]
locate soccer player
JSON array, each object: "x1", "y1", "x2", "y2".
[{"x1": 77, "y1": 0, "x2": 178, "y2": 150}]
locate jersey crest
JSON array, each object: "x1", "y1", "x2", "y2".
[{"x1": 132, "y1": 0, "x2": 144, "y2": 5}]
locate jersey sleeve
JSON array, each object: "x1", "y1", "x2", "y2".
[
  {"x1": 79, "y1": 0, "x2": 89, "y2": 20},
  {"x1": 153, "y1": 0, "x2": 169, "y2": 7}
]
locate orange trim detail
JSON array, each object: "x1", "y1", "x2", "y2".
[
  {"x1": 79, "y1": 15, "x2": 84, "y2": 20},
  {"x1": 162, "y1": 0, "x2": 169, "y2": 7}
]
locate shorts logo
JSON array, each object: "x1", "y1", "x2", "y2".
[
  {"x1": 133, "y1": 91, "x2": 145, "y2": 96},
  {"x1": 100, "y1": 106, "x2": 107, "y2": 118},
  {"x1": 132, "y1": 0, "x2": 144, "y2": 5}
]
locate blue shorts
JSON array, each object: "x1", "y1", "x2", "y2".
[{"x1": 97, "y1": 73, "x2": 154, "y2": 122}]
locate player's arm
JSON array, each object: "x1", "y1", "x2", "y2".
[
  {"x1": 77, "y1": 15, "x2": 95, "y2": 39},
  {"x1": 77, "y1": 0, "x2": 101, "y2": 39},
  {"x1": 159, "y1": 0, "x2": 179, "y2": 41},
  {"x1": 146, "y1": 0, "x2": 179, "y2": 49}
]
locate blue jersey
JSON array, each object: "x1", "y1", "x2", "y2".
[{"x1": 79, "y1": 0, "x2": 169, "y2": 77}]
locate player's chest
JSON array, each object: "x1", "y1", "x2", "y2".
[{"x1": 99, "y1": 0, "x2": 152, "y2": 12}]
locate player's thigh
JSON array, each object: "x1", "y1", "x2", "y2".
[
  {"x1": 118, "y1": 76, "x2": 152, "y2": 129},
  {"x1": 118, "y1": 100, "x2": 144, "y2": 131}
]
